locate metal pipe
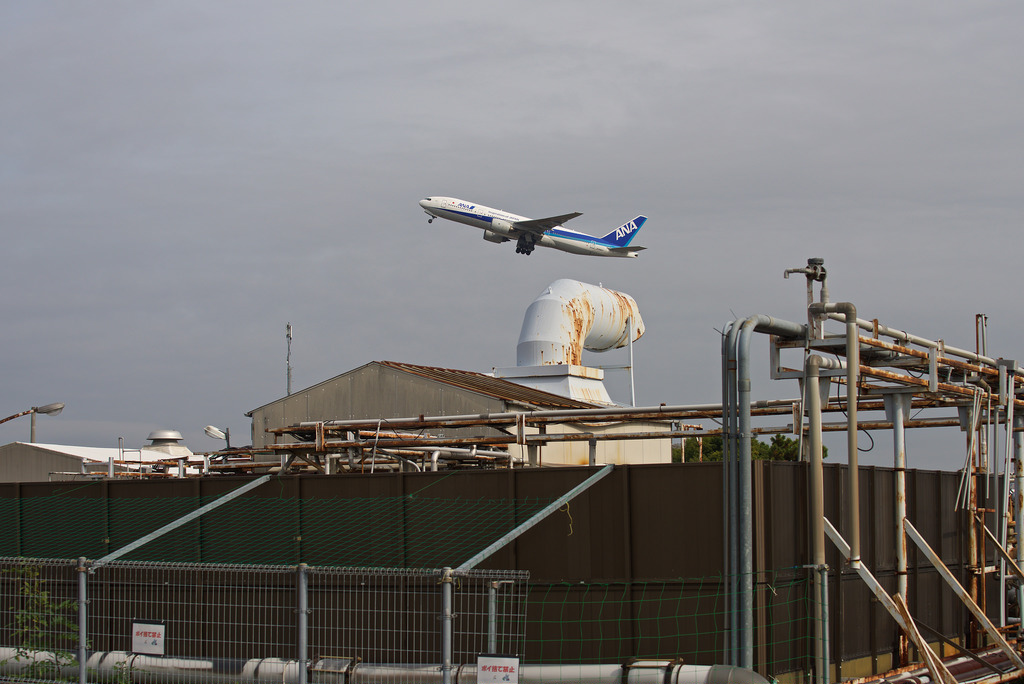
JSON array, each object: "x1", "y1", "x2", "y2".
[
  {"x1": 887, "y1": 394, "x2": 910, "y2": 602},
  {"x1": 733, "y1": 314, "x2": 807, "y2": 669},
  {"x1": 1016, "y1": 411, "x2": 1024, "y2": 636},
  {"x1": 812, "y1": 302, "x2": 861, "y2": 567},
  {"x1": 825, "y1": 312, "x2": 1006, "y2": 370},
  {"x1": 736, "y1": 318, "x2": 757, "y2": 669},
  {"x1": 1000, "y1": 381, "x2": 1013, "y2": 627},
  {"x1": 806, "y1": 355, "x2": 828, "y2": 684},
  {"x1": 886, "y1": 393, "x2": 910, "y2": 666},
  {"x1": 297, "y1": 399, "x2": 806, "y2": 431},
  {"x1": 722, "y1": 320, "x2": 739, "y2": 665}
]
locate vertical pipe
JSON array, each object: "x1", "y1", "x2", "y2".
[
  {"x1": 1015, "y1": 412, "x2": 1023, "y2": 635},
  {"x1": 819, "y1": 564, "x2": 830, "y2": 684},
  {"x1": 1000, "y1": 374, "x2": 1014, "y2": 628},
  {"x1": 842, "y1": 307, "x2": 861, "y2": 568},
  {"x1": 588, "y1": 439, "x2": 597, "y2": 466},
  {"x1": 806, "y1": 356, "x2": 827, "y2": 684},
  {"x1": 889, "y1": 394, "x2": 909, "y2": 666},
  {"x1": 737, "y1": 320, "x2": 758, "y2": 669},
  {"x1": 77, "y1": 558, "x2": 88, "y2": 684},
  {"x1": 810, "y1": 303, "x2": 861, "y2": 566},
  {"x1": 724, "y1": 321, "x2": 741, "y2": 665},
  {"x1": 297, "y1": 564, "x2": 308, "y2": 684},
  {"x1": 892, "y1": 395, "x2": 908, "y2": 600},
  {"x1": 31, "y1": 411, "x2": 37, "y2": 443},
  {"x1": 441, "y1": 568, "x2": 454, "y2": 684}
]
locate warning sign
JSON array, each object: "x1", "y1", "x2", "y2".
[
  {"x1": 131, "y1": 621, "x2": 165, "y2": 656},
  {"x1": 477, "y1": 654, "x2": 519, "y2": 684}
]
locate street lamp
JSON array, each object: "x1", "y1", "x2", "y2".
[
  {"x1": 0, "y1": 402, "x2": 65, "y2": 442},
  {"x1": 204, "y1": 425, "x2": 231, "y2": 449}
]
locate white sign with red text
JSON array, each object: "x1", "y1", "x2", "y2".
[
  {"x1": 131, "y1": 621, "x2": 165, "y2": 655},
  {"x1": 477, "y1": 655, "x2": 519, "y2": 684}
]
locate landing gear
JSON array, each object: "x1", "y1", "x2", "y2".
[{"x1": 515, "y1": 235, "x2": 536, "y2": 255}]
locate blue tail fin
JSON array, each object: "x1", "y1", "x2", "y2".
[{"x1": 600, "y1": 216, "x2": 647, "y2": 247}]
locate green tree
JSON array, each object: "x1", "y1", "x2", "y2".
[
  {"x1": 679, "y1": 434, "x2": 824, "y2": 462},
  {"x1": 1, "y1": 564, "x2": 82, "y2": 681}
]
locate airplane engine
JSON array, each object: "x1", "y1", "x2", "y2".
[
  {"x1": 482, "y1": 230, "x2": 509, "y2": 244},
  {"x1": 489, "y1": 219, "x2": 515, "y2": 237}
]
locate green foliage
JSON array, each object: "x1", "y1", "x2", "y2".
[
  {"x1": 1, "y1": 564, "x2": 82, "y2": 681},
  {"x1": 681, "y1": 434, "x2": 825, "y2": 462}
]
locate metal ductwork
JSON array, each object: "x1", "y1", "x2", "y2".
[{"x1": 516, "y1": 279, "x2": 644, "y2": 367}]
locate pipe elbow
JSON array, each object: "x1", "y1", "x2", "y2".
[{"x1": 809, "y1": 301, "x2": 856, "y2": 319}]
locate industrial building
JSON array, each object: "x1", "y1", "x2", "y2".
[{"x1": 246, "y1": 360, "x2": 672, "y2": 467}]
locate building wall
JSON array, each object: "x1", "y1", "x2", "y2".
[
  {"x1": 249, "y1": 363, "x2": 671, "y2": 464},
  {"x1": 248, "y1": 363, "x2": 511, "y2": 448},
  {"x1": 0, "y1": 443, "x2": 89, "y2": 483}
]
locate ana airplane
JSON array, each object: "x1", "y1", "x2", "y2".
[{"x1": 419, "y1": 196, "x2": 647, "y2": 257}]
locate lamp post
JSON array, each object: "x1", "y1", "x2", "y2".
[
  {"x1": 0, "y1": 402, "x2": 65, "y2": 442},
  {"x1": 204, "y1": 425, "x2": 231, "y2": 450}
]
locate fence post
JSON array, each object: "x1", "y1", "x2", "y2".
[
  {"x1": 488, "y1": 581, "x2": 497, "y2": 654},
  {"x1": 441, "y1": 567, "x2": 454, "y2": 684},
  {"x1": 297, "y1": 564, "x2": 308, "y2": 684},
  {"x1": 77, "y1": 557, "x2": 88, "y2": 684}
]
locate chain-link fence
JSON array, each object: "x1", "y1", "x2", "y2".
[{"x1": 0, "y1": 557, "x2": 528, "y2": 684}]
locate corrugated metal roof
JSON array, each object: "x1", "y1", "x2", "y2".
[{"x1": 379, "y1": 361, "x2": 599, "y2": 410}]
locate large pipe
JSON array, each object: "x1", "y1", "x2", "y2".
[
  {"x1": 516, "y1": 279, "x2": 644, "y2": 367},
  {"x1": 805, "y1": 355, "x2": 834, "y2": 684},
  {"x1": 811, "y1": 302, "x2": 861, "y2": 567},
  {"x1": 737, "y1": 315, "x2": 807, "y2": 668},
  {"x1": 885, "y1": 392, "x2": 910, "y2": 665},
  {"x1": 824, "y1": 312, "x2": 1017, "y2": 372},
  {"x1": 301, "y1": 399, "x2": 805, "y2": 431},
  {"x1": 0, "y1": 650, "x2": 771, "y2": 684},
  {"x1": 1016, "y1": 411, "x2": 1024, "y2": 630},
  {"x1": 722, "y1": 321, "x2": 740, "y2": 664},
  {"x1": 723, "y1": 314, "x2": 806, "y2": 668}
]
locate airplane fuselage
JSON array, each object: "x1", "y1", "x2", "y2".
[{"x1": 419, "y1": 196, "x2": 646, "y2": 258}]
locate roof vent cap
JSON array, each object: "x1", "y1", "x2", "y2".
[{"x1": 147, "y1": 429, "x2": 183, "y2": 445}]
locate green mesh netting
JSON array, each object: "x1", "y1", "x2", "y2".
[{"x1": 0, "y1": 487, "x2": 556, "y2": 568}]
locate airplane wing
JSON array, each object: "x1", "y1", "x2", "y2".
[{"x1": 513, "y1": 212, "x2": 582, "y2": 235}]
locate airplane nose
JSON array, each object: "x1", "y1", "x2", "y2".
[{"x1": 419, "y1": 198, "x2": 433, "y2": 209}]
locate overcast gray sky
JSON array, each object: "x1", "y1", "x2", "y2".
[{"x1": 2, "y1": 2, "x2": 1022, "y2": 470}]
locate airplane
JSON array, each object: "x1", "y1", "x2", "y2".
[{"x1": 419, "y1": 196, "x2": 647, "y2": 257}]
